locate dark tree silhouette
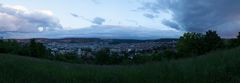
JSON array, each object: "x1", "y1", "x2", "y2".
[
  {"x1": 229, "y1": 32, "x2": 240, "y2": 47},
  {"x1": 29, "y1": 39, "x2": 48, "y2": 58},
  {"x1": 177, "y1": 32, "x2": 205, "y2": 57},
  {"x1": 204, "y1": 30, "x2": 224, "y2": 52},
  {"x1": 238, "y1": 32, "x2": 240, "y2": 39}
]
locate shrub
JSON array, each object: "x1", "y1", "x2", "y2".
[
  {"x1": 95, "y1": 48, "x2": 111, "y2": 65},
  {"x1": 132, "y1": 54, "x2": 153, "y2": 64}
]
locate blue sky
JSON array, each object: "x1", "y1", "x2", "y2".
[
  {"x1": 1, "y1": 0, "x2": 172, "y2": 29},
  {"x1": 0, "y1": 0, "x2": 240, "y2": 39}
]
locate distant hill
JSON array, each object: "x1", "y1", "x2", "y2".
[
  {"x1": 13, "y1": 38, "x2": 178, "y2": 44},
  {"x1": 0, "y1": 47, "x2": 240, "y2": 83}
]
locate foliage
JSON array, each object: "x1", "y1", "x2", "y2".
[
  {"x1": 0, "y1": 39, "x2": 51, "y2": 58},
  {"x1": 203, "y1": 30, "x2": 224, "y2": 52},
  {"x1": 176, "y1": 32, "x2": 205, "y2": 57},
  {"x1": 29, "y1": 39, "x2": 49, "y2": 58},
  {"x1": 229, "y1": 32, "x2": 240, "y2": 47},
  {"x1": 151, "y1": 52, "x2": 163, "y2": 61},
  {"x1": 132, "y1": 54, "x2": 153, "y2": 64},
  {"x1": 95, "y1": 48, "x2": 111, "y2": 65},
  {"x1": 176, "y1": 30, "x2": 225, "y2": 57},
  {"x1": 108, "y1": 52, "x2": 125, "y2": 64},
  {"x1": 238, "y1": 32, "x2": 240, "y2": 39},
  {"x1": 55, "y1": 53, "x2": 83, "y2": 63},
  {"x1": 161, "y1": 49, "x2": 177, "y2": 60}
]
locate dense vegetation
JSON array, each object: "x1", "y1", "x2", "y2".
[
  {"x1": 177, "y1": 30, "x2": 224, "y2": 57},
  {"x1": 0, "y1": 39, "x2": 51, "y2": 58},
  {"x1": 1, "y1": 46, "x2": 240, "y2": 83}
]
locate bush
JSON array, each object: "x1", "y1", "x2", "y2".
[
  {"x1": 162, "y1": 49, "x2": 177, "y2": 60},
  {"x1": 109, "y1": 52, "x2": 125, "y2": 64},
  {"x1": 55, "y1": 53, "x2": 83, "y2": 63},
  {"x1": 95, "y1": 48, "x2": 111, "y2": 65},
  {"x1": 132, "y1": 54, "x2": 153, "y2": 64},
  {"x1": 152, "y1": 52, "x2": 163, "y2": 61}
]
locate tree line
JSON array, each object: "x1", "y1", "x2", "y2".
[
  {"x1": 0, "y1": 39, "x2": 51, "y2": 58},
  {"x1": 123, "y1": 30, "x2": 240, "y2": 64},
  {"x1": 177, "y1": 30, "x2": 240, "y2": 57}
]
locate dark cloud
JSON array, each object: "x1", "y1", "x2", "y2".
[
  {"x1": 162, "y1": 20, "x2": 180, "y2": 30},
  {"x1": 2, "y1": 25, "x2": 182, "y2": 39},
  {"x1": 0, "y1": 4, "x2": 62, "y2": 32},
  {"x1": 92, "y1": 17, "x2": 105, "y2": 25},
  {"x1": 140, "y1": 0, "x2": 240, "y2": 37}
]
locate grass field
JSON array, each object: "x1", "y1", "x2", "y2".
[{"x1": 0, "y1": 47, "x2": 240, "y2": 83}]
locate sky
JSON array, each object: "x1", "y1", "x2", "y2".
[{"x1": 0, "y1": 0, "x2": 239, "y2": 39}]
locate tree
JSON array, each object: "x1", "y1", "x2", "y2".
[
  {"x1": 236, "y1": 32, "x2": 240, "y2": 45},
  {"x1": 0, "y1": 40, "x2": 8, "y2": 53},
  {"x1": 177, "y1": 30, "x2": 226, "y2": 58},
  {"x1": 237, "y1": 32, "x2": 240, "y2": 45},
  {"x1": 229, "y1": 32, "x2": 240, "y2": 48},
  {"x1": 0, "y1": 39, "x2": 23, "y2": 54},
  {"x1": 204, "y1": 30, "x2": 224, "y2": 52},
  {"x1": 29, "y1": 39, "x2": 48, "y2": 58},
  {"x1": 176, "y1": 32, "x2": 205, "y2": 57},
  {"x1": 238, "y1": 32, "x2": 240, "y2": 39}
]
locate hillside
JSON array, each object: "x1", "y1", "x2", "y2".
[{"x1": 0, "y1": 47, "x2": 240, "y2": 83}]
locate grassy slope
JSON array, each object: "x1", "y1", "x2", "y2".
[{"x1": 1, "y1": 47, "x2": 240, "y2": 83}]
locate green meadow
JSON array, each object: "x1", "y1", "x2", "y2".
[{"x1": 0, "y1": 47, "x2": 240, "y2": 83}]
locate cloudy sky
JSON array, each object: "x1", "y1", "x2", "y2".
[{"x1": 0, "y1": 0, "x2": 239, "y2": 39}]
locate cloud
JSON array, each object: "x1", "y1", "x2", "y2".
[
  {"x1": 70, "y1": 13, "x2": 106, "y2": 26},
  {"x1": 91, "y1": 17, "x2": 105, "y2": 25},
  {"x1": 162, "y1": 19, "x2": 180, "y2": 30},
  {"x1": 143, "y1": 13, "x2": 158, "y2": 19},
  {"x1": 70, "y1": 13, "x2": 92, "y2": 22},
  {"x1": 126, "y1": 19, "x2": 139, "y2": 25},
  {"x1": 140, "y1": 0, "x2": 240, "y2": 37},
  {"x1": 2, "y1": 25, "x2": 183, "y2": 39},
  {"x1": 91, "y1": 0, "x2": 100, "y2": 4},
  {"x1": 0, "y1": 4, "x2": 62, "y2": 32},
  {"x1": 70, "y1": 13, "x2": 79, "y2": 18},
  {"x1": 70, "y1": 14, "x2": 105, "y2": 25}
]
